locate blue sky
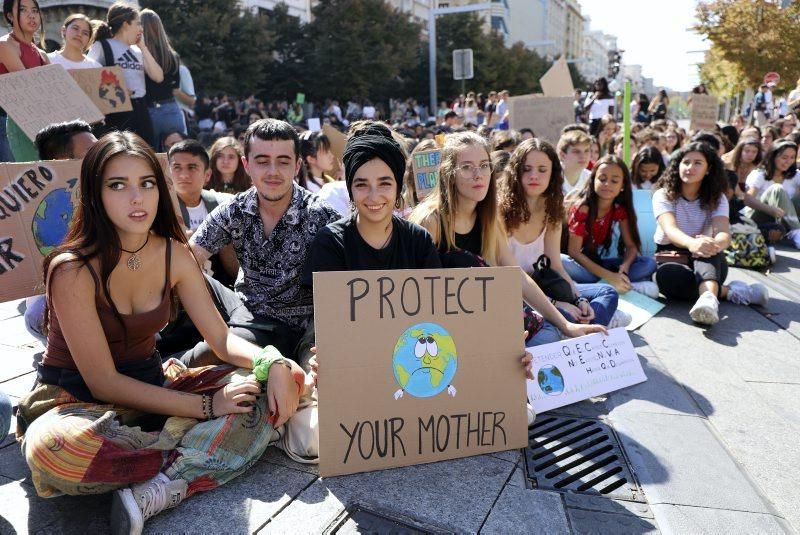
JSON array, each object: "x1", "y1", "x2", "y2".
[{"x1": 580, "y1": 0, "x2": 710, "y2": 92}]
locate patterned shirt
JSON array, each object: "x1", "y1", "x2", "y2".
[{"x1": 192, "y1": 184, "x2": 340, "y2": 329}]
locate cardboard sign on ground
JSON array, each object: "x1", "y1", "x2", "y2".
[
  {"x1": 0, "y1": 64, "x2": 104, "y2": 142},
  {"x1": 689, "y1": 94, "x2": 719, "y2": 132},
  {"x1": 314, "y1": 267, "x2": 528, "y2": 477},
  {"x1": 69, "y1": 67, "x2": 133, "y2": 115},
  {"x1": 0, "y1": 156, "x2": 180, "y2": 302},
  {"x1": 508, "y1": 95, "x2": 573, "y2": 145},
  {"x1": 411, "y1": 149, "x2": 441, "y2": 200},
  {"x1": 526, "y1": 328, "x2": 647, "y2": 413},
  {"x1": 540, "y1": 57, "x2": 575, "y2": 98}
]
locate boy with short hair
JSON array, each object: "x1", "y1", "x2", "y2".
[{"x1": 557, "y1": 130, "x2": 593, "y2": 197}]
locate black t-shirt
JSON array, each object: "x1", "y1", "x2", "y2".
[
  {"x1": 302, "y1": 215, "x2": 442, "y2": 287},
  {"x1": 146, "y1": 54, "x2": 181, "y2": 103},
  {"x1": 437, "y1": 217, "x2": 484, "y2": 268}
]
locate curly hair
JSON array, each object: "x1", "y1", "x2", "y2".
[
  {"x1": 499, "y1": 138, "x2": 565, "y2": 232},
  {"x1": 655, "y1": 141, "x2": 727, "y2": 211}
]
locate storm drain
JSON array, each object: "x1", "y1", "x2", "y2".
[
  {"x1": 524, "y1": 415, "x2": 644, "y2": 502},
  {"x1": 324, "y1": 505, "x2": 435, "y2": 535}
]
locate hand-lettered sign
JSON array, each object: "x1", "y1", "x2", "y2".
[
  {"x1": 0, "y1": 64, "x2": 104, "y2": 142},
  {"x1": 0, "y1": 156, "x2": 181, "y2": 302},
  {"x1": 69, "y1": 67, "x2": 133, "y2": 115},
  {"x1": 526, "y1": 328, "x2": 647, "y2": 413},
  {"x1": 411, "y1": 149, "x2": 441, "y2": 200},
  {"x1": 313, "y1": 267, "x2": 528, "y2": 477},
  {"x1": 689, "y1": 94, "x2": 719, "y2": 132}
]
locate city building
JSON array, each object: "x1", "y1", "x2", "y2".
[
  {"x1": 242, "y1": 0, "x2": 311, "y2": 22},
  {"x1": 580, "y1": 19, "x2": 608, "y2": 85},
  {"x1": 436, "y1": 0, "x2": 511, "y2": 44},
  {"x1": 507, "y1": 0, "x2": 582, "y2": 61},
  {"x1": 34, "y1": 0, "x2": 129, "y2": 50}
]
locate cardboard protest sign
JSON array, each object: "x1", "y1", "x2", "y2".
[
  {"x1": 0, "y1": 64, "x2": 104, "y2": 142},
  {"x1": 689, "y1": 94, "x2": 719, "y2": 132},
  {"x1": 0, "y1": 156, "x2": 180, "y2": 302},
  {"x1": 615, "y1": 289, "x2": 664, "y2": 331},
  {"x1": 69, "y1": 67, "x2": 133, "y2": 115},
  {"x1": 314, "y1": 267, "x2": 528, "y2": 477},
  {"x1": 508, "y1": 95, "x2": 573, "y2": 145},
  {"x1": 540, "y1": 57, "x2": 575, "y2": 98},
  {"x1": 411, "y1": 149, "x2": 441, "y2": 200},
  {"x1": 527, "y1": 328, "x2": 647, "y2": 413}
]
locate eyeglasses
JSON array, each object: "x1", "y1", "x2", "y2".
[{"x1": 456, "y1": 162, "x2": 492, "y2": 178}]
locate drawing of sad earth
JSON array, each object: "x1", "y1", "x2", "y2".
[{"x1": 392, "y1": 322, "x2": 458, "y2": 399}]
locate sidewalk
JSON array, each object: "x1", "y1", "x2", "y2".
[{"x1": 0, "y1": 248, "x2": 798, "y2": 534}]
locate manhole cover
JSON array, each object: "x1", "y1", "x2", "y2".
[
  {"x1": 524, "y1": 415, "x2": 644, "y2": 502},
  {"x1": 324, "y1": 505, "x2": 435, "y2": 534}
]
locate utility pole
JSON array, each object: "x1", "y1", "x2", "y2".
[{"x1": 428, "y1": 1, "x2": 492, "y2": 119}]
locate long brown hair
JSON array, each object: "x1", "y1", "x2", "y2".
[
  {"x1": 42, "y1": 131, "x2": 186, "y2": 334},
  {"x1": 499, "y1": 138, "x2": 565, "y2": 232},
  {"x1": 59, "y1": 13, "x2": 94, "y2": 53},
  {"x1": 3, "y1": 0, "x2": 45, "y2": 49},
  {"x1": 409, "y1": 132, "x2": 502, "y2": 265},
  {"x1": 93, "y1": 1, "x2": 137, "y2": 42},
  {"x1": 139, "y1": 8, "x2": 178, "y2": 75},
  {"x1": 208, "y1": 136, "x2": 249, "y2": 193}
]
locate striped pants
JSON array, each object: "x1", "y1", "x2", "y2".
[{"x1": 17, "y1": 359, "x2": 275, "y2": 498}]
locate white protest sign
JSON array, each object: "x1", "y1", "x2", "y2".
[
  {"x1": 508, "y1": 95, "x2": 573, "y2": 145},
  {"x1": 526, "y1": 328, "x2": 647, "y2": 413},
  {"x1": 307, "y1": 118, "x2": 321, "y2": 132}
]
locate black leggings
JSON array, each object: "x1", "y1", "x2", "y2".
[
  {"x1": 94, "y1": 97, "x2": 156, "y2": 147},
  {"x1": 655, "y1": 246, "x2": 728, "y2": 302}
]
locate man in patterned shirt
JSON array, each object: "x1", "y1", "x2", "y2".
[{"x1": 186, "y1": 119, "x2": 340, "y2": 368}]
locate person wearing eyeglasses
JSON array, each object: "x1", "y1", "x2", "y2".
[{"x1": 409, "y1": 132, "x2": 607, "y2": 346}]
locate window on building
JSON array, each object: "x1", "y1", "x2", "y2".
[{"x1": 491, "y1": 15, "x2": 508, "y2": 34}]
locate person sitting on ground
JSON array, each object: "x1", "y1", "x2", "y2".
[
  {"x1": 557, "y1": 129, "x2": 592, "y2": 199},
  {"x1": 563, "y1": 155, "x2": 659, "y2": 298},
  {"x1": 498, "y1": 138, "x2": 625, "y2": 334},
  {"x1": 297, "y1": 130, "x2": 336, "y2": 194},
  {"x1": 723, "y1": 136, "x2": 762, "y2": 190},
  {"x1": 162, "y1": 130, "x2": 187, "y2": 151},
  {"x1": 185, "y1": 119, "x2": 340, "y2": 371},
  {"x1": 631, "y1": 146, "x2": 666, "y2": 190},
  {"x1": 653, "y1": 141, "x2": 769, "y2": 325},
  {"x1": 16, "y1": 131, "x2": 305, "y2": 535},
  {"x1": 409, "y1": 132, "x2": 607, "y2": 345},
  {"x1": 743, "y1": 139, "x2": 800, "y2": 248},
  {"x1": 25, "y1": 120, "x2": 99, "y2": 341}
]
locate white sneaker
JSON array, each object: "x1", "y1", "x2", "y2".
[
  {"x1": 631, "y1": 281, "x2": 659, "y2": 299},
  {"x1": 727, "y1": 280, "x2": 769, "y2": 307},
  {"x1": 787, "y1": 229, "x2": 800, "y2": 249},
  {"x1": 111, "y1": 473, "x2": 187, "y2": 535},
  {"x1": 527, "y1": 402, "x2": 536, "y2": 427},
  {"x1": 768, "y1": 246, "x2": 777, "y2": 264},
  {"x1": 608, "y1": 309, "x2": 632, "y2": 329},
  {"x1": 690, "y1": 291, "x2": 719, "y2": 325}
]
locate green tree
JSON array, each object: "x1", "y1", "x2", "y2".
[
  {"x1": 695, "y1": 0, "x2": 800, "y2": 91},
  {"x1": 140, "y1": 0, "x2": 272, "y2": 96},
  {"x1": 305, "y1": 0, "x2": 422, "y2": 102},
  {"x1": 261, "y1": 3, "x2": 308, "y2": 101}
]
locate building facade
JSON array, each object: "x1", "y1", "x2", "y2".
[
  {"x1": 242, "y1": 0, "x2": 311, "y2": 21},
  {"x1": 580, "y1": 21, "x2": 608, "y2": 86},
  {"x1": 34, "y1": 0, "x2": 126, "y2": 50}
]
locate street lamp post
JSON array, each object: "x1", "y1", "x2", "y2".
[{"x1": 428, "y1": 1, "x2": 492, "y2": 119}]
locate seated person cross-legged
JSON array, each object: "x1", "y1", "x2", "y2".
[
  {"x1": 15, "y1": 132, "x2": 305, "y2": 535},
  {"x1": 653, "y1": 142, "x2": 769, "y2": 326}
]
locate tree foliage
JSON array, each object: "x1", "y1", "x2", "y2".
[
  {"x1": 695, "y1": 0, "x2": 800, "y2": 91},
  {"x1": 698, "y1": 45, "x2": 747, "y2": 99}
]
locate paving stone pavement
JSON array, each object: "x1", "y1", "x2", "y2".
[{"x1": 1, "y1": 246, "x2": 799, "y2": 533}]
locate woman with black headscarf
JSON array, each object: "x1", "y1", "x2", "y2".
[{"x1": 301, "y1": 122, "x2": 441, "y2": 277}]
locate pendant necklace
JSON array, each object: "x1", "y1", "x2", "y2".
[{"x1": 121, "y1": 234, "x2": 149, "y2": 271}]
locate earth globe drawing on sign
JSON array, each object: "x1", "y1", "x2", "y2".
[
  {"x1": 31, "y1": 179, "x2": 77, "y2": 256},
  {"x1": 537, "y1": 365, "x2": 565, "y2": 396},
  {"x1": 392, "y1": 322, "x2": 457, "y2": 399}
]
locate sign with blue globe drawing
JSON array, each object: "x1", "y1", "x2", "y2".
[{"x1": 31, "y1": 179, "x2": 77, "y2": 255}]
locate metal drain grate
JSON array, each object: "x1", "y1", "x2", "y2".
[
  {"x1": 325, "y1": 505, "x2": 435, "y2": 534},
  {"x1": 524, "y1": 415, "x2": 644, "y2": 502}
]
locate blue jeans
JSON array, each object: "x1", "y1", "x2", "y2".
[
  {"x1": 0, "y1": 116, "x2": 13, "y2": 162},
  {"x1": 561, "y1": 254, "x2": 657, "y2": 284},
  {"x1": 0, "y1": 390, "x2": 11, "y2": 439},
  {"x1": 148, "y1": 100, "x2": 187, "y2": 151},
  {"x1": 564, "y1": 283, "x2": 619, "y2": 326},
  {"x1": 527, "y1": 320, "x2": 562, "y2": 347},
  {"x1": 24, "y1": 295, "x2": 47, "y2": 343}
]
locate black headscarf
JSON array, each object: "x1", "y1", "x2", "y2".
[{"x1": 343, "y1": 133, "x2": 406, "y2": 200}]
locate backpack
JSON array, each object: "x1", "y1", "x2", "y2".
[
  {"x1": 726, "y1": 220, "x2": 770, "y2": 269},
  {"x1": 754, "y1": 93, "x2": 767, "y2": 112}
]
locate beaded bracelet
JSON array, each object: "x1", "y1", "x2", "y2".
[{"x1": 201, "y1": 394, "x2": 216, "y2": 420}]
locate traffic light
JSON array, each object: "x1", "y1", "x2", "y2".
[{"x1": 607, "y1": 50, "x2": 622, "y2": 78}]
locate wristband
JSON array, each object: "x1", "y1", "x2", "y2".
[{"x1": 252, "y1": 345, "x2": 291, "y2": 383}]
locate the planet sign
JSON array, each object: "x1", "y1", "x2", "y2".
[
  {"x1": 392, "y1": 322, "x2": 458, "y2": 400},
  {"x1": 31, "y1": 180, "x2": 77, "y2": 255}
]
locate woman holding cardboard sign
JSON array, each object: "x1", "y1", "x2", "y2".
[
  {"x1": 15, "y1": 131, "x2": 305, "y2": 535},
  {"x1": 409, "y1": 132, "x2": 607, "y2": 346},
  {"x1": 0, "y1": 0, "x2": 49, "y2": 162}
]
